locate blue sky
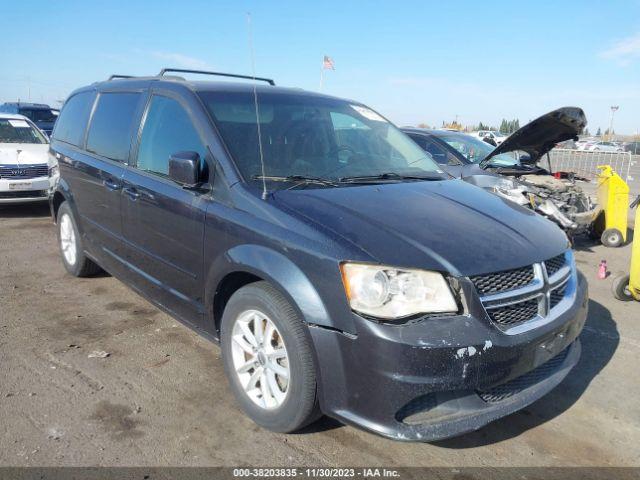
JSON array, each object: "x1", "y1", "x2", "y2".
[{"x1": 2, "y1": 0, "x2": 640, "y2": 134}]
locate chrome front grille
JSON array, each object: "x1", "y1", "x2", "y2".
[
  {"x1": 549, "y1": 282, "x2": 568, "y2": 309},
  {"x1": 545, "y1": 254, "x2": 566, "y2": 277},
  {"x1": 0, "y1": 164, "x2": 48, "y2": 179},
  {"x1": 471, "y1": 251, "x2": 574, "y2": 334},
  {"x1": 469, "y1": 266, "x2": 535, "y2": 295}
]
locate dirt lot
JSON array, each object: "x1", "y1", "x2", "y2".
[{"x1": 1, "y1": 202, "x2": 639, "y2": 467}]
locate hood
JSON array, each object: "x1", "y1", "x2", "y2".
[
  {"x1": 273, "y1": 180, "x2": 568, "y2": 276},
  {"x1": 481, "y1": 107, "x2": 586, "y2": 166},
  {"x1": 0, "y1": 144, "x2": 49, "y2": 165}
]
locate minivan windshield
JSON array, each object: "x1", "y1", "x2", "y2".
[
  {"x1": 0, "y1": 118, "x2": 48, "y2": 144},
  {"x1": 437, "y1": 133, "x2": 519, "y2": 167},
  {"x1": 199, "y1": 91, "x2": 442, "y2": 188}
]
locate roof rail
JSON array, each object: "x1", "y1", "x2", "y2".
[
  {"x1": 158, "y1": 68, "x2": 275, "y2": 86},
  {"x1": 108, "y1": 74, "x2": 134, "y2": 80}
]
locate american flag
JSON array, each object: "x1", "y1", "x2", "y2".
[{"x1": 323, "y1": 55, "x2": 335, "y2": 70}]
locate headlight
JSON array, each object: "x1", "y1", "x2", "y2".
[
  {"x1": 340, "y1": 263, "x2": 458, "y2": 319},
  {"x1": 48, "y1": 165, "x2": 59, "y2": 177}
]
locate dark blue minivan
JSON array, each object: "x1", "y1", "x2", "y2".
[{"x1": 49, "y1": 69, "x2": 588, "y2": 441}]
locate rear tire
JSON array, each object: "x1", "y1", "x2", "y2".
[
  {"x1": 612, "y1": 274, "x2": 633, "y2": 301},
  {"x1": 601, "y1": 228, "x2": 624, "y2": 248},
  {"x1": 57, "y1": 202, "x2": 102, "y2": 277},
  {"x1": 221, "y1": 281, "x2": 321, "y2": 433}
]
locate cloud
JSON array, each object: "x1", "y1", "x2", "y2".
[
  {"x1": 150, "y1": 51, "x2": 212, "y2": 70},
  {"x1": 599, "y1": 32, "x2": 640, "y2": 66}
]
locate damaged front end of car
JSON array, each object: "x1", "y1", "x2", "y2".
[
  {"x1": 464, "y1": 171, "x2": 595, "y2": 233},
  {"x1": 468, "y1": 107, "x2": 596, "y2": 235}
]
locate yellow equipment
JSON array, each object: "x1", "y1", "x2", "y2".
[
  {"x1": 612, "y1": 195, "x2": 640, "y2": 301},
  {"x1": 592, "y1": 165, "x2": 629, "y2": 247}
]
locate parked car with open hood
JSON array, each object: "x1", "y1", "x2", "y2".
[
  {"x1": 49, "y1": 70, "x2": 588, "y2": 442},
  {"x1": 404, "y1": 107, "x2": 594, "y2": 235},
  {"x1": 0, "y1": 113, "x2": 59, "y2": 203}
]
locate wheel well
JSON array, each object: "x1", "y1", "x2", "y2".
[
  {"x1": 213, "y1": 271, "x2": 263, "y2": 335},
  {"x1": 52, "y1": 191, "x2": 66, "y2": 221}
]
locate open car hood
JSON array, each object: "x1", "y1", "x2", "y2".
[{"x1": 481, "y1": 107, "x2": 586, "y2": 167}]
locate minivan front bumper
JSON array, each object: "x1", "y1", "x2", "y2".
[{"x1": 308, "y1": 271, "x2": 588, "y2": 442}]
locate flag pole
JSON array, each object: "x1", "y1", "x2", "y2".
[{"x1": 319, "y1": 56, "x2": 324, "y2": 91}]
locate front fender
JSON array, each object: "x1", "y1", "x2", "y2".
[
  {"x1": 205, "y1": 244, "x2": 345, "y2": 334},
  {"x1": 50, "y1": 178, "x2": 81, "y2": 228}
]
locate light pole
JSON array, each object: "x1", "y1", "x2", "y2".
[{"x1": 609, "y1": 106, "x2": 619, "y2": 141}]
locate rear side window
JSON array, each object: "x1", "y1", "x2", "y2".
[
  {"x1": 53, "y1": 92, "x2": 95, "y2": 146},
  {"x1": 420, "y1": 138, "x2": 449, "y2": 165},
  {"x1": 19, "y1": 109, "x2": 57, "y2": 123},
  {"x1": 86, "y1": 93, "x2": 142, "y2": 162},
  {"x1": 136, "y1": 95, "x2": 206, "y2": 176},
  {"x1": 408, "y1": 134, "x2": 428, "y2": 150}
]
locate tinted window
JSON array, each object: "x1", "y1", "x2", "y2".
[
  {"x1": 19, "y1": 108, "x2": 57, "y2": 123},
  {"x1": 136, "y1": 95, "x2": 206, "y2": 176},
  {"x1": 53, "y1": 92, "x2": 95, "y2": 146},
  {"x1": 421, "y1": 138, "x2": 449, "y2": 165},
  {"x1": 408, "y1": 133, "x2": 428, "y2": 150},
  {"x1": 438, "y1": 133, "x2": 519, "y2": 166},
  {"x1": 86, "y1": 93, "x2": 142, "y2": 162}
]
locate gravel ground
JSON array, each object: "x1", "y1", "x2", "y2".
[{"x1": 0, "y1": 202, "x2": 638, "y2": 467}]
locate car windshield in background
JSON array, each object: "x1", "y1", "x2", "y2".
[
  {"x1": 439, "y1": 134, "x2": 519, "y2": 166},
  {"x1": 199, "y1": 91, "x2": 442, "y2": 188},
  {"x1": 0, "y1": 118, "x2": 47, "y2": 144},
  {"x1": 19, "y1": 108, "x2": 57, "y2": 123}
]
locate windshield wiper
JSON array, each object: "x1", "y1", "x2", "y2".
[
  {"x1": 338, "y1": 172, "x2": 445, "y2": 183},
  {"x1": 253, "y1": 175, "x2": 339, "y2": 188}
]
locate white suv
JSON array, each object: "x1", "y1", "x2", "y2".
[
  {"x1": 475, "y1": 130, "x2": 507, "y2": 145},
  {"x1": 0, "y1": 113, "x2": 59, "y2": 203}
]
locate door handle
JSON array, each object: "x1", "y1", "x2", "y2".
[
  {"x1": 124, "y1": 187, "x2": 141, "y2": 201},
  {"x1": 103, "y1": 178, "x2": 121, "y2": 191}
]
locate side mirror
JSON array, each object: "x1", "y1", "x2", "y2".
[{"x1": 169, "y1": 151, "x2": 200, "y2": 187}]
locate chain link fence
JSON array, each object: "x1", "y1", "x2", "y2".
[
  {"x1": 546, "y1": 149, "x2": 636, "y2": 182},
  {"x1": 542, "y1": 149, "x2": 640, "y2": 200}
]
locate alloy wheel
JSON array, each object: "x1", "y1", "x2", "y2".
[
  {"x1": 59, "y1": 213, "x2": 77, "y2": 266},
  {"x1": 230, "y1": 309, "x2": 290, "y2": 409}
]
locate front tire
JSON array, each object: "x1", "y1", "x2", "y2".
[
  {"x1": 57, "y1": 202, "x2": 102, "y2": 277},
  {"x1": 221, "y1": 281, "x2": 320, "y2": 433}
]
